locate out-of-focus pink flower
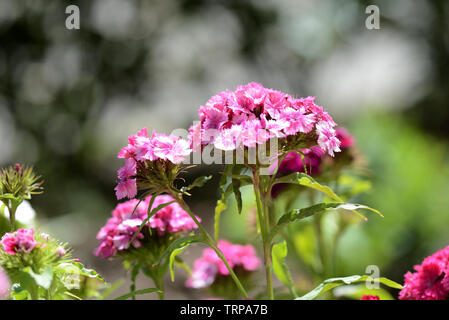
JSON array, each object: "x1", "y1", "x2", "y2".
[
  {"x1": 361, "y1": 295, "x2": 380, "y2": 300},
  {"x1": 335, "y1": 127, "x2": 355, "y2": 149},
  {"x1": 399, "y1": 246, "x2": 449, "y2": 300},
  {"x1": 56, "y1": 246, "x2": 66, "y2": 257},
  {"x1": 95, "y1": 195, "x2": 199, "y2": 259},
  {"x1": 194, "y1": 83, "x2": 341, "y2": 157},
  {"x1": 1, "y1": 228, "x2": 39, "y2": 255},
  {"x1": 0, "y1": 268, "x2": 10, "y2": 300},
  {"x1": 186, "y1": 240, "x2": 261, "y2": 289}
]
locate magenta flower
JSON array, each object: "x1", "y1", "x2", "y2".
[
  {"x1": 194, "y1": 82, "x2": 341, "y2": 157},
  {"x1": 95, "y1": 195, "x2": 200, "y2": 259},
  {"x1": 115, "y1": 129, "x2": 191, "y2": 200},
  {"x1": 186, "y1": 240, "x2": 261, "y2": 289},
  {"x1": 336, "y1": 127, "x2": 355, "y2": 149},
  {"x1": 399, "y1": 245, "x2": 449, "y2": 300},
  {"x1": 0, "y1": 268, "x2": 9, "y2": 300},
  {"x1": 361, "y1": 295, "x2": 380, "y2": 300},
  {"x1": 1, "y1": 228, "x2": 39, "y2": 255}
]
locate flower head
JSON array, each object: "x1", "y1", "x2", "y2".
[
  {"x1": 1, "y1": 228, "x2": 39, "y2": 255},
  {"x1": 115, "y1": 129, "x2": 191, "y2": 200},
  {"x1": 399, "y1": 245, "x2": 449, "y2": 300},
  {"x1": 193, "y1": 83, "x2": 341, "y2": 157},
  {"x1": 186, "y1": 240, "x2": 261, "y2": 289},
  {"x1": 95, "y1": 195, "x2": 199, "y2": 259},
  {"x1": 361, "y1": 295, "x2": 380, "y2": 300}
]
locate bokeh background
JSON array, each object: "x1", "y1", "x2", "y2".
[{"x1": 1, "y1": 0, "x2": 448, "y2": 299}]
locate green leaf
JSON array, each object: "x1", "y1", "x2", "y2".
[
  {"x1": 181, "y1": 175, "x2": 213, "y2": 194},
  {"x1": 272, "y1": 241, "x2": 298, "y2": 298},
  {"x1": 26, "y1": 266, "x2": 53, "y2": 290},
  {"x1": 333, "y1": 284, "x2": 395, "y2": 300},
  {"x1": 272, "y1": 202, "x2": 382, "y2": 238},
  {"x1": 296, "y1": 275, "x2": 403, "y2": 300},
  {"x1": 273, "y1": 173, "x2": 383, "y2": 221},
  {"x1": 115, "y1": 288, "x2": 162, "y2": 300},
  {"x1": 214, "y1": 166, "x2": 232, "y2": 241},
  {"x1": 232, "y1": 166, "x2": 244, "y2": 214},
  {"x1": 156, "y1": 234, "x2": 206, "y2": 266},
  {"x1": 169, "y1": 245, "x2": 190, "y2": 281},
  {"x1": 10, "y1": 283, "x2": 30, "y2": 300},
  {"x1": 274, "y1": 172, "x2": 343, "y2": 202}
]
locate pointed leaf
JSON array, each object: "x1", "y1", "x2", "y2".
[
  {"x1": 156, "y1": 234, "x2": 206, "y2": 266},
  {"x1": 272, "y1": 241, "x2": 298, "y2": 298},
  {"x1": 181, "y1": 175, "x2": 213, "y2": 193},
  {"x1": 169, "y1": 245, "x2": 190, "y2": 281},
  {"x1": 274, "y1": 172, "x2": 343, "y2": 202},
  {"x1": 296, "y1": 275, "x2": 403, "y2": 300},
  {"x1": 115, "y1": 288, "x2": 162, "y2": 300}
]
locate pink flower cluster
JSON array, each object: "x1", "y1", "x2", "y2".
[
  {"x1": 115, "y1": 128, "x2": 192, "y2": 200},
  {"x1": 399, "y1": 245, "x2": 449, "y2": 300},
  {"x1": 1, "y1": 228, "x2": 39, "y2": 255},
  {"x1": 0, "y1": 268, "x2": 9, "y2": 299},
  {"x1": 190, "y1": 82, "x2": 341, "y2": 156},
  {"x1": 95, "y1": 195, "x2": 199, "y2": 259},
  {"x1": 186, "y1": 240, "x2": 261, "y2": 289},
  {"x1": 360, "y1": 295, "x2": 380, "y2": 300}
]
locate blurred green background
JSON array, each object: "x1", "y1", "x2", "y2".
[{"x1": 1, "y1": 0, "x2": 448, "y2": 298}]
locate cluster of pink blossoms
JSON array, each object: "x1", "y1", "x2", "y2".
[
  {"x1": 399, "y1": 245, "x2": 449, "y2": 300},
  {"x1": 1, "y1": 228, "x2": 39, "y2": 255},
  {"x1": 95, "y1": 195, "x2": 199, "y2": 259},
  {"x1": 186, "y1": 240, "x2": 261, "y2": 289},
  {"x1": 360, "y1": 295, "x2": 380, "y2": 300},
  {"x1": 115, "y1": 128, "x2": 192, "y2": 200},
  {"x1": 189, "y1": 82, "x2": 341, "y2": 156}
]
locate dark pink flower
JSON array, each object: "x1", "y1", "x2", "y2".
[
  {"x1": 336, "y1": 127, "x2": 355, "y2": 149},
  {"x1": 399, "y1": 246, "x2": 449, "y2": 300},
  {"x1": 1, "y1": 228, "x2": 39, "y2": 255},
  {"x1": 361, "y1": 295, "x2": 380, "y2": 300},
  {"x1": 95, "y1": 195, "x2": 199, "y2": 259}
]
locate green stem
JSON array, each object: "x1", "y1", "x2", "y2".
[
  {"x1": 170, "y1": 191, "x2": 248, "y2": 299},
  {"x1": 252, "y1": 168, "x2": 274, "y2": 300},
  {"x1": 155, "y1": 276, "x2": 165, "y2": 300},
  {"x1": 9, "y1": 205, "x2": 16, "y2": 231}
]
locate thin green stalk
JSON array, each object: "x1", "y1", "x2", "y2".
[
  {"x1": 169, "y1": 191, "x2": 248, "y2": 299},
  {"x1": 9, "y1": 205, "x2": 16, "y2": 231},
  {"x1": 252, "y1": 168, "x2": 274, "y2": 300},
  {"x1": 155, "y1": 276, "x2": 165, "y2": 300}
]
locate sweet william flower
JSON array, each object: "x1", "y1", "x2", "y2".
[
  {"x1": 186, "y1": 240, "x2": 261, "y2": 289},
  {"x1": 194, "y1": 82, "x2": 341, "y2": 157},
  {"x1": 1, "y1": 228, "x2": 39, "y2": 255},
  {"x1": 114, "y1": 178, "x2": 137, "y2": 200},
  {"x1": 95, "y1": 195, "x2": 199, "y2": 259},
  {"x1": 115, "y1": 128, "x2": 191, "y2": 200},
  {"x1": 399, "y1": 245, "x2": 449, "y2": 300},
  {"x1": 361, "y1": 295, "x2": 380, "y2": 300}
]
